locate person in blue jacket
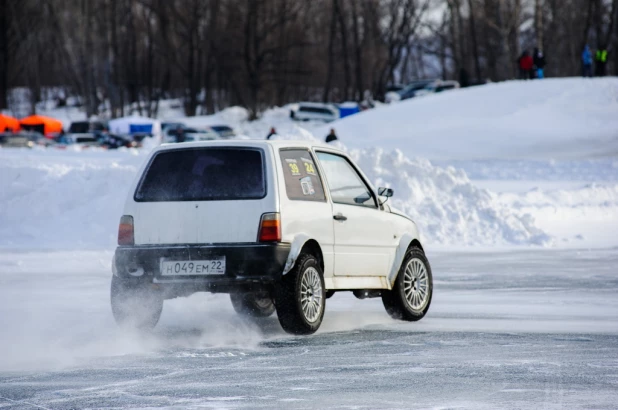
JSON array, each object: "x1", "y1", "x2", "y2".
[{"x1": 582, "y1": 45, "x2": 593, "y2": 77}]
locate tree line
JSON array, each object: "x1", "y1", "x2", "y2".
[{"x1": 1, "y1": 0, "x2": 616, "y2": 119}]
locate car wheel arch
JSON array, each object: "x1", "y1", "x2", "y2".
[
  {"x1": 387, "y1": 234, "x2": 424, "y2": 287},
  {"x1": 282, "y1": 234, "x2": 324, "y2": 276}
]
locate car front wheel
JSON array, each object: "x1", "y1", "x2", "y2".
[
  {"x1": 110, "y1": 275, "x2": 163, "y2": 330},
  {"x1": 382, "y1": 247, "x2": 433, "y2": 321},
  {"x1": 274, "y1": 253, "x2": 325, "y2": 335}
]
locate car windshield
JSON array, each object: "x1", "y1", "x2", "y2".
[{"x1": 135, "y1": 148, "x2": 265, "y2": 202}]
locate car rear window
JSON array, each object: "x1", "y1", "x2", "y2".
[{"x1": 135, "y1": 148, "x2": 266, "y2": 202}]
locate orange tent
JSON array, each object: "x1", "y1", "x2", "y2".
[
  {"x1": 19, "y1": 115, "x2": 63, "y2": 137},
  {"x1": 0, "y1": 114, "x2": 21, "y2": 133}
]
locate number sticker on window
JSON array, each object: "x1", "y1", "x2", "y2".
[
  {"x1": 286, "y1": 159, "x2": 301, "y2": 176},
  {"x1": 301, "y1": 157, "x2": 316, "y2": 175}
]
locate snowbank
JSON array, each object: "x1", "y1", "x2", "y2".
[
  {"x1": 0, "y1": 150, "x2": 144, "y2": 249},
  {"x1": 318, "y1": 78, "x2": 618, "y2": 160},
  {"x1": 0, "y1": 147, "x2": 554, "y2": 250},
  {"x1": 352, "y1": 148, "x2": 550, "y2": 246}
]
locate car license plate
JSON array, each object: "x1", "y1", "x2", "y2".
[{"x1": 160, "y1": 258, "x2": 225, "y2": 275}]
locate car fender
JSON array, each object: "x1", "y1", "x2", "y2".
[
  {"x1": 282, "y1": 233, "x2": 312, "y2": 275},
  {"x1": 387, "y1": 233, "x2": 419, "y2": 287}
]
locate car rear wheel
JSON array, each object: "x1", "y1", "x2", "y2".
[
  {"x1": 274, "y1": 253, "x2": 325, "y2": 335},
  {"x1": 230, "y1": 292, "x2": 276, "y2": 318},
  {"x1": 382, "y1": 247, "x2": 433, "y2": 321},
  {"x1": 110, "y1": 275, "x2": 163, "y2": 330}
]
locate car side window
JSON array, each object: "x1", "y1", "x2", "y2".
[
  {"x1": 279, "y1": 149, "x2": 326, "y2": 202},
  {"x1": 315, "y1": 152, "x2": 377, "y2": 208}
]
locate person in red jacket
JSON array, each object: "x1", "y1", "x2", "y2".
[{"x1": 518, "y1": 50, "x2": 534, "y2": 79}]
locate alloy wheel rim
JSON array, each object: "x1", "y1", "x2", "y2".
[
  {"x1": 300, "y1": 267, "x2": 323, "y2": 323},
  {"x1": 403, "y1": 258, "x2": 429, "y2": 310},
  {"x1": 254, "y1": 296, "x2": 272, "y2": 309}
]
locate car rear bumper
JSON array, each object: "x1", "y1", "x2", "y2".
[{"x1": 113, "y1": 243, "x2": 291, "y2": 297}]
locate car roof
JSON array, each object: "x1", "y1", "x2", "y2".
[{"x1": 156, "y1": 139, "x2": 344, "y2": 154}]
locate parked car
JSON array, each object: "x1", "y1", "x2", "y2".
[
  {"x1": 0, "y1": 131, "x2": 51, "y2": 148},
  {"x1": 414, "y1": 80, "x2": 460, "y2": 97},
  {"x1": 111, "y1": 140, "x2": 433, "y2": 335},
  {"x1": 291, "y1": 102, "x2": 339, "y2": 122},
  {"x1": 164, "y1": 127, "x2": 216, "y2": 143},
  {"x1": 55, "y1": 133, "x2": 101, "y2": 148},
  {"x1": 184, "y1": 128, "x2": 220, "y2": 141},
  {"x1": 94, "y1": 132, "x2": 136, "y2": 149},
  {"x1": 68, "y1": 120, "x2": 107, "y2": 133},
  {"x1": 385, "y1": 79, "x2": 436, "y2": 103},
  {"x1": 208, "y1": 125, "x2": 236, "y2": 139},
  {"x1": 385, "y1": 84, "x2": 406, "y2": 93},
  {"x1": 161, "y1": 122, "x2": 185, "y2": 133}
]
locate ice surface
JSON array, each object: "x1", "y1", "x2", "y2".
[{"x1": 0, "y1": 249, "x2": 616, "y2": 409}]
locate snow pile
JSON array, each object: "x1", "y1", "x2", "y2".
[
  {"x1": 495, "y1": 183, "x2": 618, "y2": 247},
  {"x1": 319, "y1": 78, "x2": 618, "y2": 160},
  {"x1": 352, "y1": 148, "x2": 550, "y2": 246},
  {"x1": 0, "y1": 147, "x2": 552, "y2": 250},
  {"x1": 0, "y1": 150, "x2": 144, "y2": 249},
  {"x1": 437, "y1": 158, "x2": 618, "y2": 182}
]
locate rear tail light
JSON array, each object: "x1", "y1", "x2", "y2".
[
  {"x1": 258, "y1": 213, "x2": 281, "y2": 242},
  {"x1": 118, "y1": 215, "x2": 134, "y2": 245}
]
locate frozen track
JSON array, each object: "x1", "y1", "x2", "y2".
[{"x1": 0, "y1": 249, "x2": 617, "y2": 409}]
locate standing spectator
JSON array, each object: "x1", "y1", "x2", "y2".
[
  {"x1": 266, "y1": 127, "x2": 277, "y2": 139},
  {"x1": 325, "y1": 128, "x2": 338, "y2": 143},
  {"x1": 595, "y1": 46, "x2": 608, "y2": 77},
  {"x1": 582, "y1": 45, "x2": 593, "y2": 77},
  {"x1": 174, "y1": 126, "x2": 185, "y2": 143},
  {"x1": 518, "y1": 50, "x2": 534, "y2": 79},
  {"x1": 533, "y1": 48, "x2": 546, "y2": 79}
]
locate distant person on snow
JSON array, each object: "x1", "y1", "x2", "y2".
[
  {"x1": 266, "y1": 127, "x2": 277, "y2": 139},
  {"x1": 595, "y1": 47, "x2": 608, "y2": 77},
  {"x1": 533, "y1": 48, "x2": 546, "y2": 79},
  {"x1": 174, "y1": 126, "x2": 185, "y2": 143},
  {"x1": 518, "y1": 50, "x2": 534, "y2": 79},
  {"x1": 325, "y1": 128, "x2": 338, "y2": 143},
  {"x1": 582, "y1": 45, "x2": 593, "y2": 77}
]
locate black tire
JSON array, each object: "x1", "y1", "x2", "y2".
[
  {"x1": 110, "y1": 275, "x2": 163, "y2": 330},
  {"x1": 230, "y1": 292, "x2": 276, "y2": 318},
  {"x1": 274, "y1": 253, "x2": 325, "y2": 335},
  {"x1": 382, "y1": 247, "x2": 433, "y2": 321}
]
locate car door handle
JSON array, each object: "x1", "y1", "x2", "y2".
[{"x1": 333, "y1": 213, "x2": 347, "y2": 221}]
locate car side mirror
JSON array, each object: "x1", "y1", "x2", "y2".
[{"x1": 378, "y1": 187, "x2": 394, "y2": 198}]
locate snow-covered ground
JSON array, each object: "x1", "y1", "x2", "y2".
[{"x1": 1, "y1": 78, "x2": 617, "y2": 408}]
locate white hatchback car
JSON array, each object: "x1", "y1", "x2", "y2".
[{"x1": 111, "y1": 140, "x2": 433, "y2": 334}]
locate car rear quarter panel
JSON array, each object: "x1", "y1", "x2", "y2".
[{"x1": 274, "y1": 146, "x2": 335, "y2": 278}]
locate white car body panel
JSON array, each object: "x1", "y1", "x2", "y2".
[
  {"x1": 124, "y1": 141, "x2": 278, "y2": 245},
  {"x1": 121, "y1": 140, "x2": 423, "y2": 290}
]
